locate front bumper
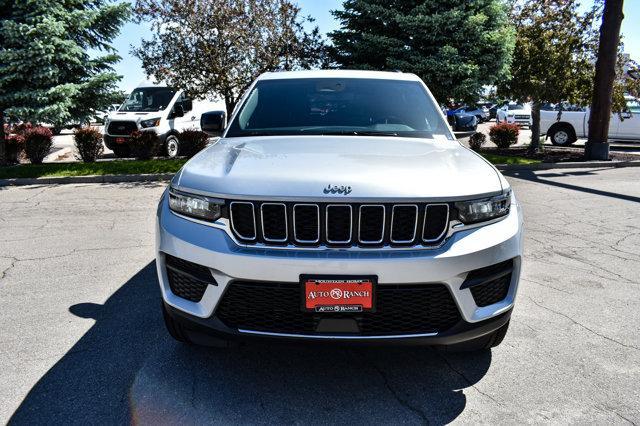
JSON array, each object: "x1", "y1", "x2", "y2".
[
  {"x1": 103, "y1": 130, "x2": 167, "y2": 149},
  {"x1": 156, "y1": 191, "x2": 524, "y2": 342}
]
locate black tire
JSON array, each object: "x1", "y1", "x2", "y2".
[
  {"x1": 112, "y1": 145, "x2": 131, "y2": 158},
  {"x1": 165, "y1": 134, "x2": 180, "y2": 158},
  {"x1": 439, "y1": 320, "x2": 510, "y2": 352},
  {"x1": 549, "y1": 125, "x2": 576, "y2": 146}
]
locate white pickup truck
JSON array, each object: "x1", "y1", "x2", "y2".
[{"x1": 540, "y1": 96, "x2": 640, "y2": 146}]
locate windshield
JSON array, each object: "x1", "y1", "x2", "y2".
[
  {"x1": 627, "y1": 99, "x2": 640, "y2": 113},
  {"x1": 226, "y1": 78, "x2": 452, "y2": 139},
  {"x1": 508, "y1": 104, "x2": 525, "y2": 110},
  {"x1": 121, "y1": 87, "x2": 177, "y2": 112}
]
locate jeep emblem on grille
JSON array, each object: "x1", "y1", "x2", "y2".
[{"x1": 324, "y1": 184, "x2": 352, "y2": 195}]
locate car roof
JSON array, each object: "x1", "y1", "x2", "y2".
[{"x1": 257, "y1": 69, "x2": 422, "y2": 82}]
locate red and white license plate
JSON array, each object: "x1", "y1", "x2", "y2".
[{"x1": 302, "y1": 277, "x2": 375, "y2": 313}]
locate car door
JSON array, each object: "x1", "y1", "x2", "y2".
[
  {"x1": 614, "y1": 98, "x2": 640, "y2": 140},
  {"x1": 171, "y1": 93, "x2": 198, "y2": 131}
]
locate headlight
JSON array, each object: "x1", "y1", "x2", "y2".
[
  {"x1": 140, "y1": 117, "x2": 161, "y2": 128},
  {"x1": 169, "y1": 189, "x2": 223, "y2": 221},
  {"x1": 455, "y1": 191, "x2": 511, "y2": 224}
]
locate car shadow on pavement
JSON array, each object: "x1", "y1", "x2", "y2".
[
  {"x1": 10, "y1": 261, "x2": 493, "y2": 425},
  {"x1": 504, "y1": 168, "x2": 640, "y2": 204}
]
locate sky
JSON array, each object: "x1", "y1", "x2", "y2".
[{"x1": 110, "y1": 0, "x2": 640, "y2": 92}]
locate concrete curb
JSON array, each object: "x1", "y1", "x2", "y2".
[
  {"x1": 0, "y1": 173, "x2": 174, "y2": 187},
  {"x1": 495, "y1": 160, "x2": 640, "y2": 171}
]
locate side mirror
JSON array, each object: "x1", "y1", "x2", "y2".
[
  {"x1": 201, "y1": 111, "x2": 226, "y2": 136},
  {"x1": 172, "y1": 104, "x2": 185, "y2": 118},
  {"x1": 183, "y1": 99, "x2": 193, "y2": 112}
]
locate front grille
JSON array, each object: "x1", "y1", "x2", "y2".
[
  {"x1": 216, "y1": 281, "x2": 461, "y2": 335},
  {"x1": 107, "y1": 121, "x2": 138, "y2": 135},
  {"x1": 229, "y1": 201, "x2": 450, "y2": 248},
  {"x1": 514, "y1": 115, "x2": 530, "y2": 120},
  {"x1": 462, "y1": 259, "x2": 513, "y2": 307},
  {"x1": 165, "y1": 254, "x2": 217, "y2": 302}
]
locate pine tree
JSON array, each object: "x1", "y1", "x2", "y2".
[
  {"x1": 0, "y1": 0, "x2": 130, "y2": 163},
  {"x1": 329, "y1": 0, "x2": 515, "y2": 103}
]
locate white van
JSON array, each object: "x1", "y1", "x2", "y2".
[{"x1": 103, "y1": 81, "x2": 227, "y2": 158}]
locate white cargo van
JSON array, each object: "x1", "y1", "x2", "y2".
[{"x1": 103, "y1": 81, "x2": 227, "y2": 158}]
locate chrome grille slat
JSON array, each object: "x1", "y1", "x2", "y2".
[
  {"x1": 293, "y1": 204, "x2": 320, "y2": 243},
  {"x1": 423, "y1": 204, "x2": 450, "y2": 243},
  {"x1": 229, "y1": 202, "x2": 257, "y2": 241},
  {"x1": 326, "y1": 204, "x2": 352, "y2": 244},
  {"x1": 260, "y1": 203, "x2": 288, "y2": 242},
  {"x1": 358, "y1": 205, "x2": 385, "y2": 244},
  {"x1": 229, "y1": 201, "x2": 450, "y2": 248},
  {"x1": 390, "y1": 205, "x2": 418, "y2": 243}
]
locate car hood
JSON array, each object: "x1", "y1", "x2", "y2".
[{"x1": 173, "y1": 135, "x2": 505, "y2": 201}]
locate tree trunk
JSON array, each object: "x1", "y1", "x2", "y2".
[
  {"x1": 586, "y1": 0, "x2": 624, "y2": 160},
  {"x1": 528, "y1": 101, "x2": 542, "y2": 153},
  {"x1": 0, "y1": 110, "x2": 5, "y2": 165}
]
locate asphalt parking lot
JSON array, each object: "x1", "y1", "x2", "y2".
[{"x1": 1, "y1": 167, "x2": 639, "y2": 425}]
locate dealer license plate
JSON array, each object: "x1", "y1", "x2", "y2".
[{"x1": 302, "y1": 276, "x2": 376, "y2": 313}]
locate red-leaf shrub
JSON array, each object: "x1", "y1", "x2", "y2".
[
  {"x1": 489, "y1": 123, "x2": 520, "y2": 149},
  {"x1": 179, "y1": 129, "x2": 210, "y2": 158},
  {"x1": 74, "y1": 127, "x2": 104, "y2": 163},
  {"x1": 23, "y1": 126, "x2": 53, "y2": 164},
  {"x1": 468, "y1": 132, "x2": 486, "y2": 151},
  {"x1": 129, "y1": 130, "x2": 160, "y2": 160}
]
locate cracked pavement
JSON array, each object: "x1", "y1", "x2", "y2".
[{"x1": 1, "y1": 167, "x2": 639, "y2": 424}]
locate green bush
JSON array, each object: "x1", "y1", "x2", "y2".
[
  {"x1": 179, "y1": 129, "x2": 210, "y2": 158},
  {"x1": 489, "y1": 123, "x2": 520, "y2": 149},
  {"x1": 468, "y1": 132, "x2": 486, "y2": 151},
  {"x1": 74, "y1": 127, "x2": 104, "y2": 163},
  {"x1": 129, "y1": 130, "x2": 160, "y2": 160},
  {"x1": 23, "y1": 126, "x2": 53, "y2": 164}
]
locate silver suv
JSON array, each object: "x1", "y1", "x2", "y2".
[{"x1": 156, "y1": 70, "x2": 523, "y2": 350}]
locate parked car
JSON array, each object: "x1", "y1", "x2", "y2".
[
  {"x1": 496, "y1": 103, "x2": 532, "y2": 127},
  {"x1": 461, "y1": 105, "x2": 490, "y2": 122},
  {"x1": 103, "y1": 80, "x2": 226, "y2": 158},
  {"x1": 444, "y1": 107, "x2": 478, "y2": 132},
  {"x1": 157, "y1": 70, "x2": 523, "y2": 351},
  {"x1": 540, "y1": 96, "x2": 640, "y2": 145}
]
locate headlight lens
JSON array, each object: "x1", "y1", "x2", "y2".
[
  {"x1": 140, "y1": 117, "x2": 161, "y2": 128},
  {"x1": 169, "y1": 189, "x2": 223, "y2": 221},
  {"x1": 455, "y1": 191, "x2": 511, "y2": 224}
]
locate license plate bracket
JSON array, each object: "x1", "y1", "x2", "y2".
[{"x1": 301, "y1": 275, "x2": 377, "y2": 313}]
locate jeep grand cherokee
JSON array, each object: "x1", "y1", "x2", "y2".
[{"x1": 156, "y1": 70, "x2": 523, "y2": 351}]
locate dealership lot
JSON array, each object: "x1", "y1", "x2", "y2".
[{"x1": 1, "y1": 168, "x2": 639, "y2": 424}]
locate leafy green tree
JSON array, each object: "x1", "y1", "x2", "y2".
[
  {"x1": 0, "y1": 0, "x2": 130, "y2": 163},
  {"x1": 498, "y1": 0, "x2": 599, "y2": 153},
  {"x1": 133, "y1": 0, "x2": 329, "y2": 115},
  {"x1": 329, "y1": 0, "x2": 515, "y2": 104}
]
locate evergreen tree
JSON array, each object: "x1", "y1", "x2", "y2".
[
  {"x1": 0, "y1": 0, "x2": 130, "y2": 163},
  {"x1": 329, "y1": 0, "x2": 515, "y2": 103}
]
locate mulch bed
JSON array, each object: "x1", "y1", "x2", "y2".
[{"x1": 480, "y1": 147, "x2": 639, "y2": 163}]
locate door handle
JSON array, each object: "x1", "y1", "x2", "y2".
[{"x1": 190, "y1": 116, "x2": 196, "y2": 120}]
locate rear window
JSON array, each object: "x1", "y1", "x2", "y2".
[{"x1": 226, "y1": 78, "x2": 452, "y2": 139}]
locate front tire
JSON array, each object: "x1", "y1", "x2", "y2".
[
  {"x1": 165, "y1": 135, "x2": 180, "y2": 158},
  {"x1": 549, "y1": 125, "x2": 576, "y2": 146}
]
